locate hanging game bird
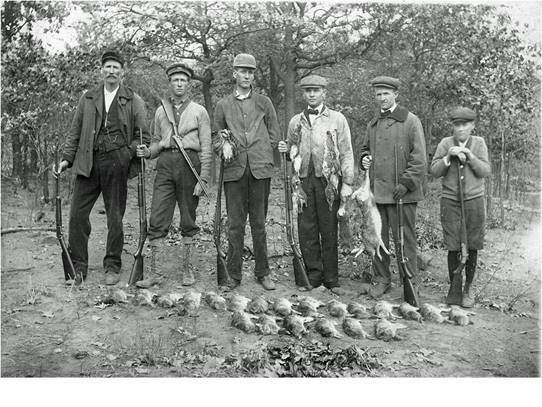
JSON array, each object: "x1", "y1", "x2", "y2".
[{"x1": 322, "y1": 130, "x2": 341, "y2": 211}]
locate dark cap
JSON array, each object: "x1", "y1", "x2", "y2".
[
  {"x1": 299, "y1": 75, "x2": 328, "y2": 88},
  {"x1": 369, "y1": 76, "x2": 400, "y2": 90},
  {"x1": 166, "y1": 63, "x2": 194, "y2": 79},
  {"x1": 233, "y1": 53, "x2": 257, "y2": 69},
  {"x1": 101, "y1": 50, "x2": 124, "y2": 67},
  {"x1": 450, "y1": 107, "x2": 476, "y2": 123}
]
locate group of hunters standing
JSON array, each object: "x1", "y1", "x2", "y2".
[{"x1": 53, "y1": 50, "x2": 490, "y2": 309}]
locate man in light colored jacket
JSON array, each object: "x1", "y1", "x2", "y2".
[
  {"x1": 279, "y1": 75, "x2": 354, "y2": 295},
  {"x1": 137, "y1": 63, "x2": 211, "y2": 286}
]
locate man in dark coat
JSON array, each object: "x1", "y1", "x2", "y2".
[
  {"x1": 359, "y1": 76, "x2": 427, "y2": 298},
  {"x1": 54, "y1": 50, "x2": 150, "y2": 285},
  {"x1": 213, "y1": 53, "x2": 281, "y2": 291}
]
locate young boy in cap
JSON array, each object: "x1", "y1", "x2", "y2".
[
  {"x1": 54, "y1": 50, "x2": 150, "y2": 286},
  {"x1": 278, "y1": 75, "x2": 354, "y2": 295},
  {"x1": 430, "y1": 107, "x2": 491, "y2": 307},
  {"x1": 213, "y1": 53, "x2": 281, "y2": 291},
  {"x1": 358, "y1": 76, "x2": 427, "y2": 299},
  {"x1": 136, "y1": 63, "x2": 212, "y2": 286}
]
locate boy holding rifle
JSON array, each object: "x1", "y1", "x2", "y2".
[
  {"x1": 430, "y1": 107, "x2": 491, "y2": 307},
  {"x1": 136, "y1": 63, "x2": 212, "y2": 286}
]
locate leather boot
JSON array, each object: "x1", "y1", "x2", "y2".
[
  {"x1": 447, "y1": 251, "x2": 460, "y2": 283},
  {"x1": 181, "y1": 236, "x2": 195, "y2": 286},
  {"x1": 462, "y1": 250, "x2": 477, "y2": 308},
  {"x1": 136, "y1": 241, "x2": 159, "y2": 288}
]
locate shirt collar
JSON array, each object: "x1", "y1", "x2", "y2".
[
  {"x1": 235, "y1": 87, "x2": 252, "y2": 100},
  {"x1": 307, "y1": 103, "x2": 324, "y2": 114},
  {"x1": 170, "y1": 96, "x2": 189, "y2": 108},
  {"x1": 381, "y1": 103, "x2": 397, "y2": 113},
  {"x1": 104, "y1": 85, "x2": 119, "y2": 96}
]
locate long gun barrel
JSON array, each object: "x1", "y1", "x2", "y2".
[
  {"x1": 54, "y1": 136, "x2": 77, "y2": 281},
  {"x1": 214, "y1": 158, "x2": 231, "y2": 286},
  {"x1": 394, "y1": 144, "x2": 419, "y2": 306},
  {"x1": 128, "y1": 129, "x2": 147, "y2": 285}
]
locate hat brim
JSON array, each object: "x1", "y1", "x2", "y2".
[
  {"x1": 300, "y1": 85, "x2": 325, "y2": 89},
  {"x1": 102, "y1": 57, "x2": 124, "y2": 66},
  {"x1": 168, "y1": 70, "x2": 193, "y2": 79},
  {"x1": 451, "y1": 118, "x2": 475, "y2": 123},
  {"x1": 372, "y1": 83, "x2": 397, "y2": 90},
  {"x1": 234, "y1": 65, "x2": 256, "y2": 69}
]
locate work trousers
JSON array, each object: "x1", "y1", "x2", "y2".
[
  {"x1": 148, "y1": 149, "x2": 201, "y2": 241},
  {"x1": 224, "y1": 165, "x2": 270, "y2": 281},
  {"x1": 373, "y1": 203, "x2": 418, "y2": 284},
  {"x1": 69, "y1": 146, "x2": 131, "y2": 275},
  {"x1": 297, "y1": 171, "x2": 341, "y2": 288}
]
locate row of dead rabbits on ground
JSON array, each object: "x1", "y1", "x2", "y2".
[{"x1": 99, "y1": 288, "x2": 475, "y2": 342}]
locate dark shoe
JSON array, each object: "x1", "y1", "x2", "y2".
[
  {"x1": 462, "y1": 289, "x2": 475, "y2": 308},
  {"x1": 219, "y1": 279, "x2": 240, "y2": 293},
  {"x1": 257, "y1": 275, "x2": 276, "y2": 291},
  {"x1": 105, "y1": 272, "x2": 121, "y2": 286},
  {"x1": 369, "y1": 282, "x2": 391, "y2": 299},
  {"x1": 136, "y1": 278, "x2": 159, "y2": 289}
]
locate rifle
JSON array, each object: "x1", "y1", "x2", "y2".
[
  {"x1": 128, "y1": 129, "x2": 147, "y2": 285},
  {"x1": 394, "y1": 144, "x2": 420, "y2": 307},
  {"x1": 446, "y1": 159, "x2": 468, "y2": 305},
  {"x1": 160, "y1": 99, "x2": 209, "y2": 199},
  {"x1": 54, "y1": 137, "x2": 78, "y2": 283},
  {"x1": 282, "y1": 151, "x2": 311, "y2": 289},
  {"x1": 214, "y1": 158, "x2": 232, "y2": 286}
]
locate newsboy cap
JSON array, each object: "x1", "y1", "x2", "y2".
[
  {"x1": 450, "y1": 107, "x2": 477, "y2": 123},
  {"x1": 166, "y1": 63, "x2": 194, "y2": 79},
  {"x1": 369, "y1": 76, "x2": 400, "y2": 90},
  {"x1": 233, "y1": 53, "x2": 257, "y2": 69},
  {"x1": 101, "y1": 50, "x2": 125, "y2": 67},
  {"x1": 299, "y1": 75, "x2": 328, "y2": 88}
]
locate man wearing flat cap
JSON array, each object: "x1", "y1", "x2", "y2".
[
  {"x1": 278, "y1": 74, "x2": 354, "y2": 295},
  {"x1": 213, "y1": 53, "x2": 281, "y2": 291},
  {"x1": 136, "y1": 63, "x2": 212, "y2": 286},
  {"x1": 54, "y1": 50, "x2": 150, "y2": 285},
  {"x1": 430, "y1": 107, "x2": 490, "y2": 307},
  {"x1": 358, "y1": 76, "x2": 427, "y2": 298}
]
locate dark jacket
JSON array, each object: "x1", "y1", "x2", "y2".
[
  {"x1": 62, "y1": 83, "x2": 150, "y2": 179},
  {"x1": 213, "y1": 91, "x2": 280, "y2": 182},
  {"x1": 359, "y1": 105, "x2": 427, "y2": 204}
]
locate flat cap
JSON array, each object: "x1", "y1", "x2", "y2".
[
  {"x1": 233, "y1": 53, "x2": 257, "y2": 69},
  {"x1": 299, "y1": 75, "x2": 328, "y2": 88},
  {"x1": 450, "y1": 107, "x2": 476, "y2": 123},
  {"x1": 369, "y1": 76, "x2": 400, "y2": 90},
  {"x1": 166, "y1": 63, "x2": 194, "y2": 79},
  {"x1": 101, "y1": 50, "x2": 124, "y2": 67}
]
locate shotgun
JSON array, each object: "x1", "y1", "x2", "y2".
[
  {"x1": 282, "y1": 151, "x2": 311, "y2": 289},
  {"x1": 394, "y1": 144, "x2": 420, "y2": 307},
  {"x1": 160, "y1": 99, "x2": 209, "y2": 199},
  {"x1": 446, "y1": 160, "x2": 468, "y2": 305},
  {"x1": 54, "y1": 137, "x2": 78, "y2": 283},
  {"x1": 128, "y1": 129, "x2": 147, "y2": 285}
]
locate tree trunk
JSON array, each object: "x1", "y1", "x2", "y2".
[
  {"x1": 283, "y1": 25, "x2": 296, "y2": 127},
  {"x1": 11, "y1": 132, "x2": 22, "y2": 177},
  {"x1": 42, "y1": 138, "x2": 50, "y2": 203},
  {"x1": 201, "y1": 73, "x2": 217, "y2": 184}
]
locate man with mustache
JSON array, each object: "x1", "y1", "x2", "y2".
[
  {"x1": 54, "y1": 50, "x2": 150, "y2": 286},
  {"x1": 213, "y1": 53, "x2": 281, "y2": 291},
  {"x1": 430, "y1": 107, "x2": 490, "y2": 307},
  {"x1": 278, "y1": 75, "x2": 354, "y2": 294},
  {"x1": 136, "y1": 63, "x2": 211, "y2": 286},
  {"x1": 358, "y1": 76, "x2": 427, "y2": 299}
]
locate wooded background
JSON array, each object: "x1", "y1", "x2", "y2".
[{"x1": 1, "y1": 1, "x2": 540, "y2": 222}]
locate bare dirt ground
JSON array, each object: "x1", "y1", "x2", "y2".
[{"x1": 1, "y1": 171, "x2": 540, "y2": 377}]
